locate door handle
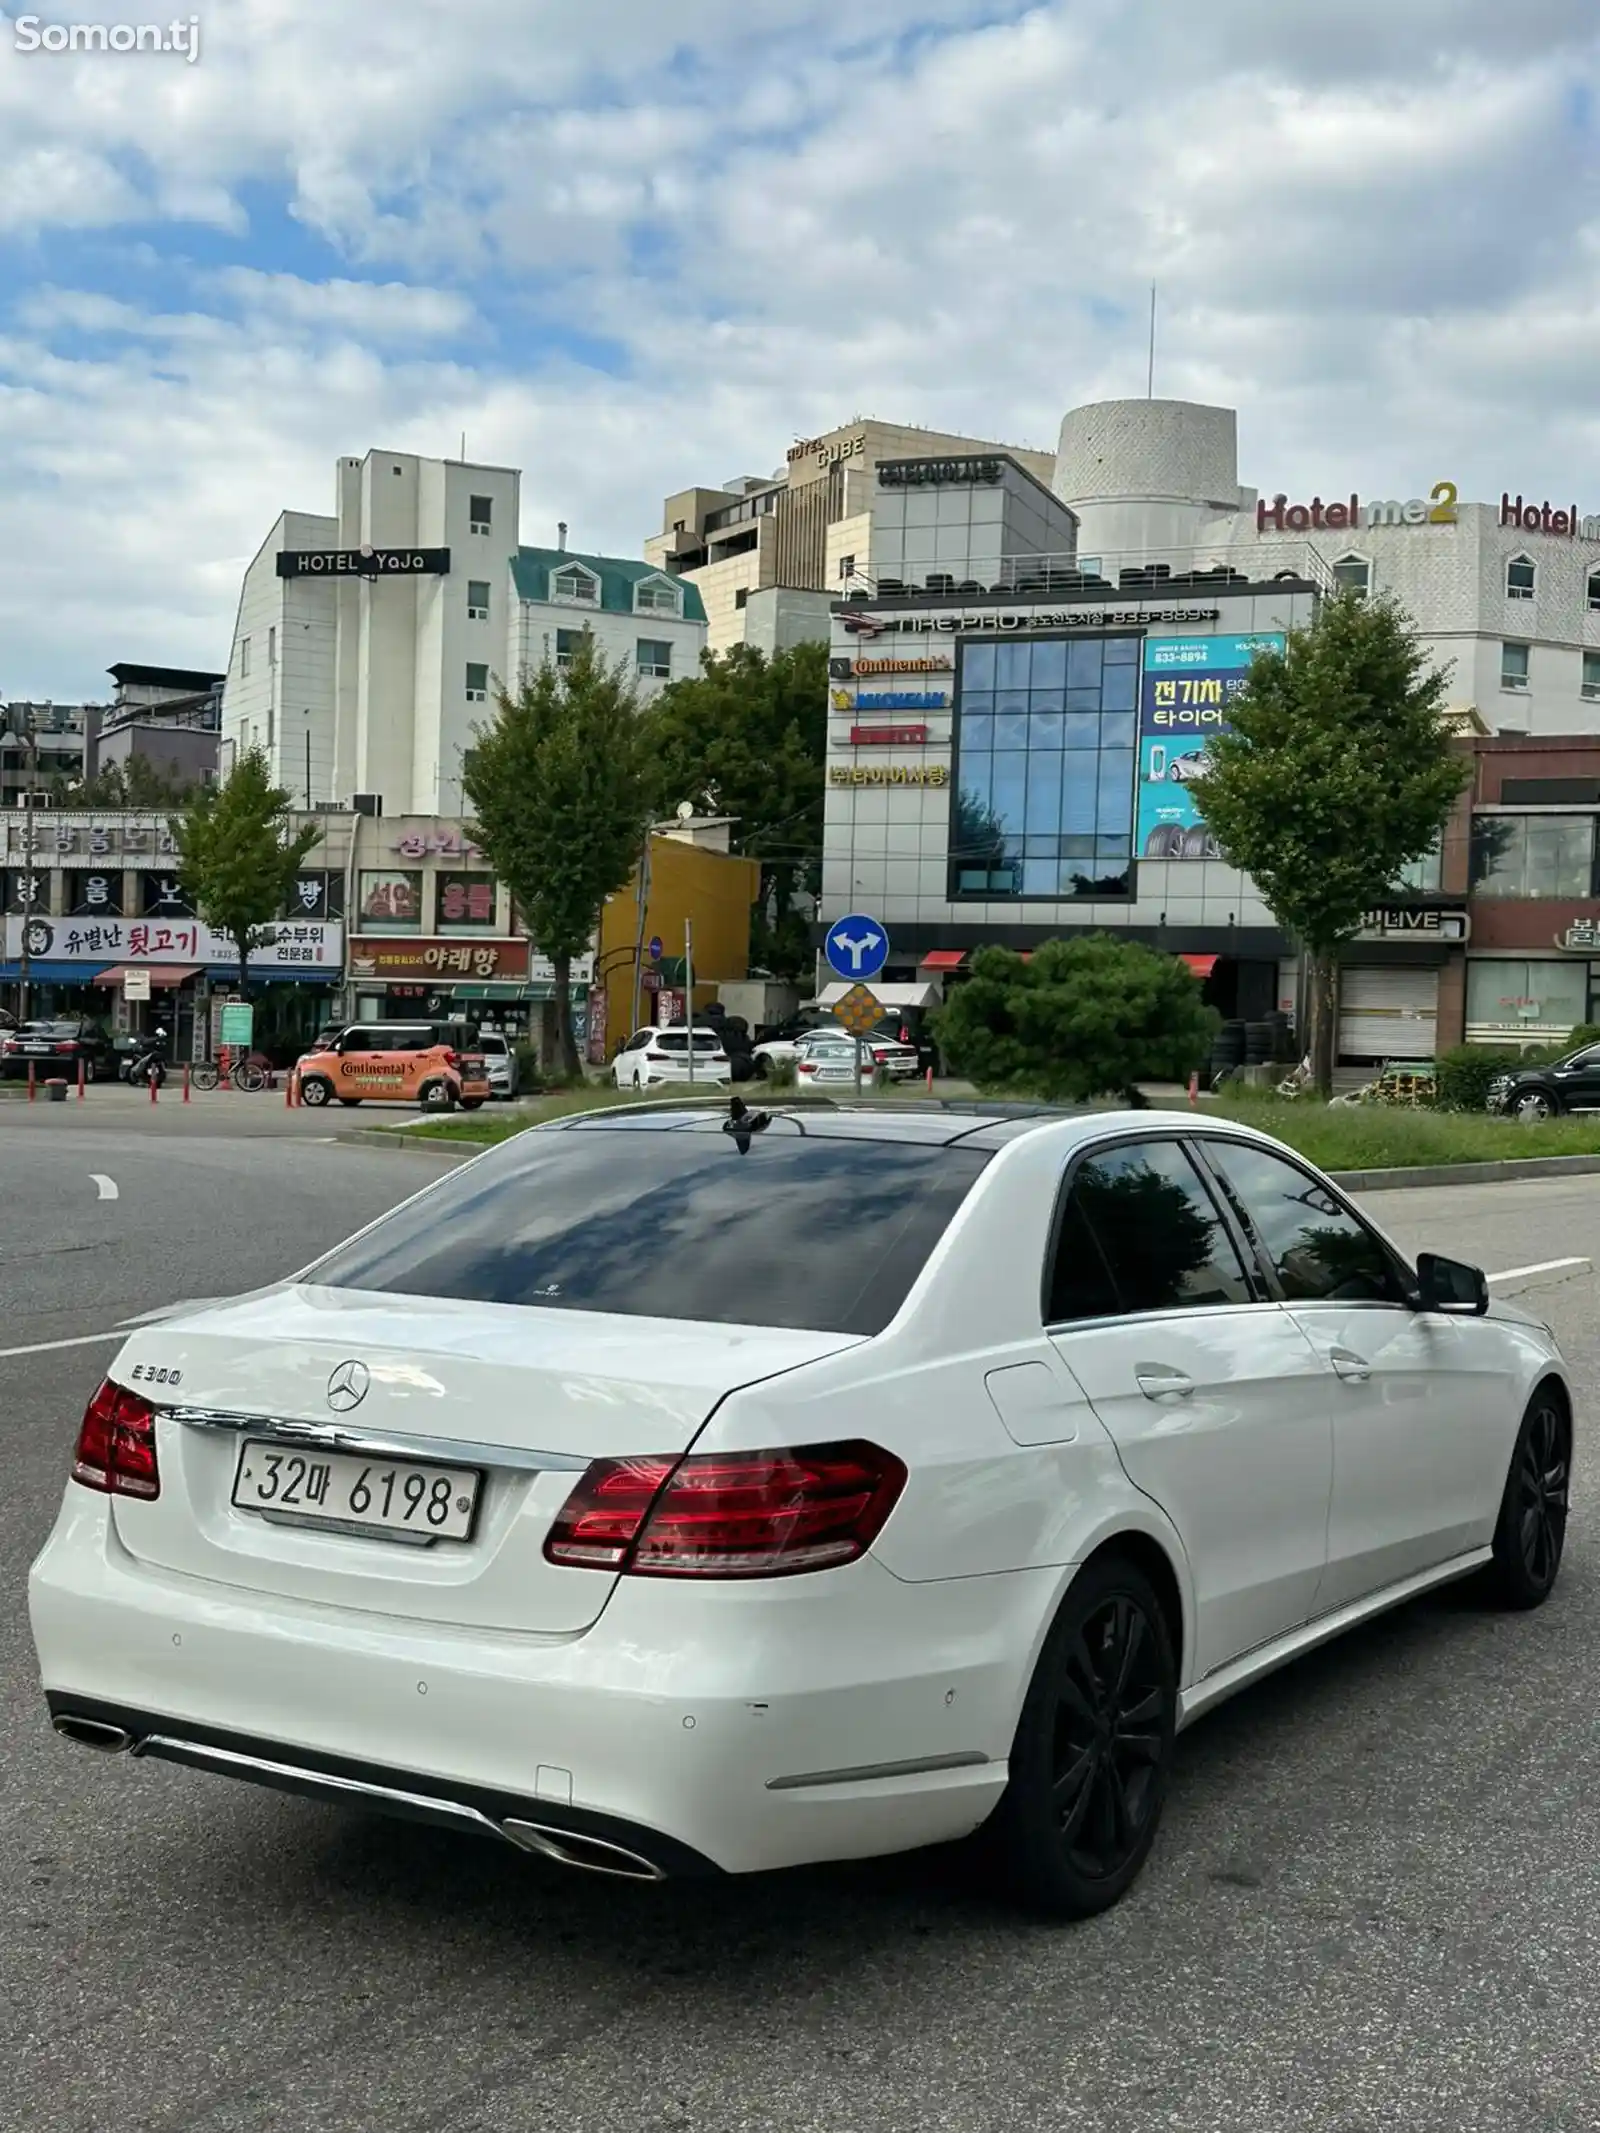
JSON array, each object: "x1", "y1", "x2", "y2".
[
  {"x1": 1135, "y1": 1366, "x2": 1194, "y2": 1401},
  {"x1": 1330, "y1": 1348, "x2": 1371, "y2": 1382}
]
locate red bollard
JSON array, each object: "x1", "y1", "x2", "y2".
[
  {"x1": 925, "y1": 1065, "x2": 933, "y2": 1093},
  {"x1": 28, "y1": 1062, "x2": 36, "y2": 1101},
  {"x1": 1188, "y1": 1071, "x2": 1199, "y2": 1108},
  {"x1": 284, "y1": 1066, "x2": 296, "y2": 1109},
  {"x1": 149, "y1": 1069, "x2": 158, "y2": 1104},
  {"x1": 77, "y1": 1059, "x2": 86, "y2": 1100},
  {"x1": 182, "y1": 1064, "x2": 191, "y2": 1104}
]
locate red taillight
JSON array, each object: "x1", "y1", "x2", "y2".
[
  {"x1": 56, "y1": 1042, "x2": 76, "y2": 1055},
  {"x1": 798, "y1": 1059, "x2": 818, "y2": 1075},
  {"x1": 72, "y1": 1380, "x2": 160, "y2": 1499},
  {"x1": 441, "y1": 1048, "x2": 460, "y2": 1069},
  {"x1": 545, "y1": 1442, "x2": 906, "y2": 1579}
]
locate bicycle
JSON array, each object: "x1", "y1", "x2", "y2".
[{"x1": 189, "y1": 1053, "x2": 270, "y2": 1093}]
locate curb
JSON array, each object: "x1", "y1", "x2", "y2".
[
  {"x1": 344, "y1": 1129, "x2": 478, "y2": 1158},
  {"x1": 1332, "y1": 1154, "x2": 1600, "y2": 1192}
]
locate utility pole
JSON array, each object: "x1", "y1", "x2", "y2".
[
  {"x1": 684, "y1": 917, "x2": 695, "y2": 1089},
  {"x1": 6, "y1": 706, "x2": 40, "y2": 1022}
]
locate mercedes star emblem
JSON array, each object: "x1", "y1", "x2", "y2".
[{"x1": 326, "y1": 1360, "x2": 371, "y2": 1413}]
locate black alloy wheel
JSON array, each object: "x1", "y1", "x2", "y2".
[
  {"x1": 1489, "y1": 1391, "x2": 1571, "y2": 1609},
  {"x1": 989, "y1": 1554, "x2": 1177, "y2": 1918}
]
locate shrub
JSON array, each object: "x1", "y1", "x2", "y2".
[
  {"x1": 1433, "y1": 1045, "x2": 1522, "y2": 1112},
  {"x1": 513, "y1": 1042, "x2": 542, "y2": 1092},
  {"x1": 1565, "y1": 1024, "x2": 1600, "y2": 1053}
]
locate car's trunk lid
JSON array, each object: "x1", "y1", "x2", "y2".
[{"x1": 108, "y1": 1285, "x2": 863, "y2": 1634}]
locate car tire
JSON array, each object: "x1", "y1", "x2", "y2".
[
  {"x1": 418, "y1": 1079, "x2": 456, "y2": 1112},
  {"x1": 1513, "y1": 1088, "x2": 1558, "y2": 1121},
  {"x1": 458, "y1": 1097, "x2": 485, "y2": 1111},
  {"x1": 1484, "y1": 1387, "x2": 1571, "y2": 1610},
  {"x1": 298, "y1": 1075, "x2": 334, "y2": 1108},
  {"x1": 337, "y1": 1097, "x2": 362, "y2": 1108},
  {"x1": 987, "y1": 1553, "x2": 1177, "y2": 1920}
]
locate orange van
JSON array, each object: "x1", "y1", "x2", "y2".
[{"x1": 294, "y1": 1022, "x2": 491, "y2": 1112}]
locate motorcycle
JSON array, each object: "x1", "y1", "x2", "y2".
[{"x1": 123, "y1": 1026, "x2": 170, "y2": 1089}]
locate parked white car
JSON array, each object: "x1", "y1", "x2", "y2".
[
  {"x1": 30, "y1": 1106, "x2": 1569, "y2": 1918},
  {"x1": 612, "y1": 1027, "x2": 730, "y2": 1089},
  {"x1": 476, "y1": 1032, "x2": 519, "y2": 1101},
  {"x1": 792, "y1": 1029, "x2": 920, "y2": 1086}
]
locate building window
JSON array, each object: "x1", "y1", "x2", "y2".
[
  {"x1": 1588, "y1": 568, "x2": 1600, "y2": 613},
  {"x1": 555, "y1": 628, "x2": 588, "y2": 671},
  {"x1": 1506, "y1": 554, "x2": 1536, "y2": 601},
  {"x1": 635, "y1": 577, "x2": 679, "y2": 615},
  {"x1": 1469, "y1": 813, "x2": 1595, "y2": 899},
  {"x1": 552, "y1": 565, "x2": 598, "y2": 604},
  {"x1": 469, "y1": 495, "x2": 492, "y2": 535},
  {"x1": 1501, "y1": 642, "x2": 1530, "y2": 691},
  {"x1": 467, "y1": 580, "x2": 491, "y2": 620},
  {"x1": 1331, "y1": 554, "x2": 1371, "y2": 598},
  {"x1": 1395, "y1": 837, "x2": 1443, "y2": 893},
  {"x1": 239, "y1": 637, "x2": 251, "y2": 678},
  {"x1": 950, "y1": 634, "x2": 1141, "y2": 901},
  {"x1": 1467, "y1": 958, "x2": 1587, "y2": 1041},
  {"x1": 1582, "y1": 653, "x2": 1600, "y2": 702},
  {"x1": 465, "y1": 662, "x2": 489, "y2": 703},
  {"x1": 637, "y1": 639, "x2": 672, "y2": 680},
  {"x1": 838, "y1": 554, "x2": 857, "y2": 581},
  {"x1": 267, "y1": 626, "x2": 276, "y2": 668},
  {"x1": 734, "y1": 587, "x2": 749, "y2": 610}
]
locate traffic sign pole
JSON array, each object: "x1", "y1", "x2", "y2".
[{"x1": 822, "y1": 913, "x2": 890, "y2": 1104}]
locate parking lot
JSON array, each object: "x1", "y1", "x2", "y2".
[{"x1": 4, "y1": 1111, "x2": 1599, "y2": 2132}]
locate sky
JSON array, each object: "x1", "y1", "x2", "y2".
[{"x1": 0, "y1": 0, "x2": 1596, "y2": 701}]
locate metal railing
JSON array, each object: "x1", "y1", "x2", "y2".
[{"x1": 840, "y1": 538, "x2": 1335, "y2": 604}]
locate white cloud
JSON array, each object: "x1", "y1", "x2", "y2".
[{"x1": 0, "y1": 0, "x2": 1596, "y2": 696}]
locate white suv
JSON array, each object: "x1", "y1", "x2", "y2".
[
  {"x1": 476, "y1": 1032, "x2": 519, "y2": 1100},
  {"x1": 613, "y1": 1027, "x2": 730, "y2": 1089}
]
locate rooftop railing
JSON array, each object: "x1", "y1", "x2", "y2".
[{"x1": 840, "y1": 539, "x2": 1335, "y2": 605}]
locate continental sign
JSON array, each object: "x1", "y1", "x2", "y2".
[
  {"x1": 829, "y1": 765, "x2": 949, "y2": 787},
  {"x1": 829, "y1": 657, "x2": 953, "y2": 678}
]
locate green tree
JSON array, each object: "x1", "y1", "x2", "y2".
[
  {"x1": 464, "y1": 638, "x2": 651, "y2": 1079},
  {"x1": 934, "y1": 935, "x2": 1218, "y2": 1103},
  {"x1": 52, "y1": 756, "x2": 202, "y2": 808},
  {"x1": 1189, "y1": 591, "x2": 1467, "y2": 1096},
  {"x1": 171, "y1": 748, "x2": 319, "y2": 998},
  {"x1": 642, "y1": 641, "x2": 826, "y2": 982}
]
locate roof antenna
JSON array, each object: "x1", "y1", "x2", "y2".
[
  {"x1": 460, "y1": 432, "x2": 467, "y2": 460},
  {"x1": 557, "y1": 521, "x2": 567, "y2": 554},
  {"x1": 724, "y1": 1095, "x2": 770, "y2": 1152},
  {"x1": 1147, "y1": 284, "x2": 1157, "y2": 398}
]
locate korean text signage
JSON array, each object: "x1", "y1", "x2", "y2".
[
  {"x1": 1257, "y1": 486, "x2": 1458, "y2": 532},
  {"x1": 1137, "y1": 635, "x2": 1284, "y2": 861},
  {"x1": 1358, "y1": 907, "x2": 1470, "y2": 942},
  {"x1": 348, "y1": 938, "x2": 530, "y2": 983},
  {"x1": 849, "y1": 725, "x2": 931, "y2": 746},
  {"x1": 276, "y1": 548, "x2": 451, "y2": 578},
  {"x1": 3, "y1": 915, "x2": 343, "y2": 970},
  {"x1": 1557, "y1": 920, "x2": 1600, "y2": 952},
  {"x1": 878, "y1": 457, "x2": 1004, "y2": 486},
  {"x1": 891, "y1": 606, "x2": 1222, "y2": 636},
  {"x1": 4, "y1": 814, "x2": 180, "y2": 859},
  {"x1": 829, "y1": 765, "x2": 949, "y2": 788}
]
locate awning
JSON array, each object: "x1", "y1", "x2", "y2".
[
  {"x1": 0, "y1": 961, "x2": 112, "y2": 984},
  {"x1": 920, "y1": 951, "x2": 966, "y2": 971},
  {"x1": 1179, "y1": 954, "x2": 1218, "y2": 978},
  {"x1": 817, "y1": 981, "x2": 939, "y2": 1011},
  {"x1": 92, "y1": 964, "x2": 203, "y2": 990}
]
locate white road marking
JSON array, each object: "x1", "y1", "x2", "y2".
[
  {"x1": 0, "y1": 1330, "x2": 124, "y2": 1361},
  {"x1": 116, "y1": 1298, "x2": 218, "y2": 1327},
  {"x1": 90, "y1": 1174, "x2": 118, "y2": 1201},
  {"x1": 1487, "y1": 1258, "x2": 1591, "y2": 1283}
]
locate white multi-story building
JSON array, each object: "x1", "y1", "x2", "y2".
[{"x1": 224, "y1": 453, "x2": 704, "y2": 817}]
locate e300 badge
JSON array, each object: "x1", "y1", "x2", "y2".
[{"x1": 127, "y1": 1363, "x2": 182, "y2": 1387}]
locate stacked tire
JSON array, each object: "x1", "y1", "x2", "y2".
[{"x1": 1208, "y1": 1019, "x2": 1246, "y2": 1084}]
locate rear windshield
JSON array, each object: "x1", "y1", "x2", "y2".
[
  {"x1": 309, "y1": 1122, "x2": 989, "y2": 1334},
  {"x1": 652, "y1": 1031, "x2": 721, "y2": 1053}
]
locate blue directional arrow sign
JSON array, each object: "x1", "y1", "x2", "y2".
[{"x1": 824, "y1": 912, "x2": 890, "y2": 983}]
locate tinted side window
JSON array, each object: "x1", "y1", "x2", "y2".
[
  {"x1": 1069, "y1": 1140, "x2": 1252, "y2": 1315},
  {"x1": 1204, "y1": 1142, "x2": 1404, "y2": 1305},
  {"x1": 309, "y1": 1123, "x2": 992, "y2": 1337},
  {"x1": 1045, "y1": 1190, "x2": 1122, "y2": 1324},
  {"x1": 341, "y1": 1030, "x2": 374, "y2": 1052}
]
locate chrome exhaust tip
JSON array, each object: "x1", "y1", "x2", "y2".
[
  {"x1": 53, "y1": 1715, "x2": 133, "y2": 1754},
  {"x1": 501, "y1": 1818, "x2": 666, "y2": 1882}
]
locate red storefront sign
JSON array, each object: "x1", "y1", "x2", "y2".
[
  {"x1": 850, "y1": 724, "x2": 930, "y2": 745},
  {"x1": 347, "y1": 937, "x2": 530, "y2": 982}
]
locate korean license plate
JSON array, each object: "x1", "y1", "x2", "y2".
[{"x1": 230, "y1": 1440, "x2": 481, "y2": 1541}]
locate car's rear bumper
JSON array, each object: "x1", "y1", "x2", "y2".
[{"x1": 31, "y1": 1492, "x2": 1044, "y2": 1878}]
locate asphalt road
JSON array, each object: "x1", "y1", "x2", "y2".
[{"x1": 4, "y1": 1120, "x2": 1600, "y2": 2133}]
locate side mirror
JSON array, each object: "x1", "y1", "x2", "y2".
[{"x1": 1415, "y1": 1252, "x2": 1489, "y2": 1316}]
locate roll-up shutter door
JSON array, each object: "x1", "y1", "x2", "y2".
[{"x1": 1337, "y1": 965, "x2": 1438, "y2": 1061}]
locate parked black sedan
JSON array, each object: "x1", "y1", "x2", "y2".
[
  {"x1": 0, "y1": 1019, "x2": 117, "y2": 1080},
  {"x1": 1488, "y1": 1040, "x2": 1600, "y2": 1120}
]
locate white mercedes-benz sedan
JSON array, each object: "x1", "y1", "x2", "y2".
[{"x1": 30, "y1": 1101, "x2": 1573, "y2": 1918}]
